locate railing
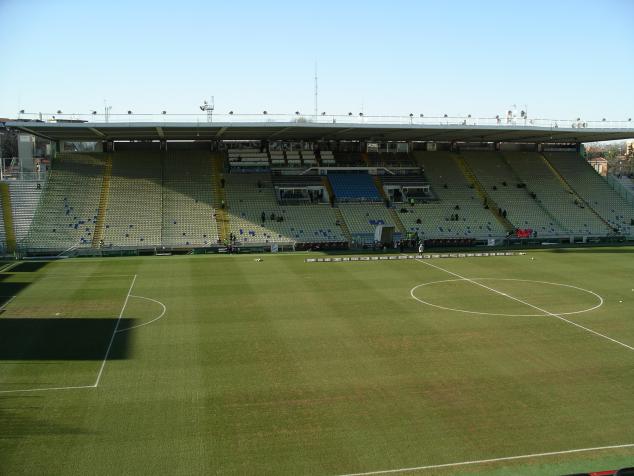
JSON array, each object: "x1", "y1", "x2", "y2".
[
  {"x1": 607, "y1": 174, "x2": 634, "y2": 205},
  {"x1": 0, "y1": 170, "x2": 48, "y2": 182},
  {"x1": 7, "y1": 112, "x2": 634, "y2": 129}
]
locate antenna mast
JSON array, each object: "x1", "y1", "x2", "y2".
[
  {"x1": 200, "y1": 97, "x2": 215, "y2": 123},
  {"x1": 314, "y1": 63, "x2": 318, "y2": 119}
]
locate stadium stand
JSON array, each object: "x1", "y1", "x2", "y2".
[
  {"x1": 328, "y1": 173, "x2": 382, "y2": 201},
  {"x1": 224, "y1": 173, "x2": 345, "y2": 245},
  {"x1": 461, "y1": 151, "x2": 567, "y2": 236},
  {"x1": 337, "y1": 202, "x2": 399, "y2": 243},
  {"x1": 9, "y1": 180, "x2": 44, "y2": 243},
  {"x1": 402, "y1": 152, "x2": 508, "y2": 239},
  {"x1": 24, "y1": 154, "x2": 105, "y2": 250},
  {"x1": 101, "y1": 153, "x2": 162, "y2": 247},
  {"x1": 228, "y1": 148, "x2": 270, "y2": 170},
  {"x1": 331, "y1": 152, "x2": 366, "y2": 167},
  {"x1": 318, "y1": 150, "x2": 336, "y2": 166},
  {"x1": 545, "y1": 152, "x2": 634, "y2": 236},
  {"x1": 162, "y1": 151, "x2": 220, "y2": 246},
  {"x1": 366, "y1": 152, "x2": 416, "y2": 167},
  {"x1": 503, "y1": 152, "x2": 611, "y2": 235}
]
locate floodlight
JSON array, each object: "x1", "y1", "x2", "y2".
[
  {"x1": 162, "y1": 111, "x2": 167, "y2": 115},
  {"x1": 409, "y1": 113, "x2": 413, "y2": 117},
  {"x1": 128, "y1": 110, "x2": 132, "y2": 115},
  {"x1": 19, "y1": 109, "x2": 25, "y2": 114},
  {"x1": 57, "y1": 110, "x2": 62, "y2": 114},
  {"x1": 229, "y1": 111, "x2": 234, "y2": 115},
  {"x1": 359, "y1": 112, "x2": 363, "y2": 116},
  {"x1": 321, "y1": 112, "x2": 326, "y2": 115},
  {"x1": 419, "y1": 114, "x2": 424, "y2": 117},
  {"x1": 295, "y1": 111, "x2": 300, "y2": 115},
  {"x1": 348, "y1": 112, "x2": 352, "y2": 116}
]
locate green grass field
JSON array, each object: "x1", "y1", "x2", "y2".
[{"x1": 1, "y1": 248, "x2": 633, "y2": 475}]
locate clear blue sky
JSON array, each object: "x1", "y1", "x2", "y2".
[{"x1": 1, "y1": 0, "x2": 632, "y2": 120}]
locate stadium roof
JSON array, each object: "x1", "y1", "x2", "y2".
[{"x1": 5, "y1": 120, "x2": 634, "y2": 143}]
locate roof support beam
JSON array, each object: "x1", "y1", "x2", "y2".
[
  {"x1": 11, "y1": 125, "x2": 55, "y2": 142},
  {"x1": 89, "y1": 127, "x2": 106, "y2": 138},
  {"x1": 267, "y1": 126, "x2": 294, "y2": 139},
  {"x1": 214, "y1": 126, "x2": 228, "y2": 139}
]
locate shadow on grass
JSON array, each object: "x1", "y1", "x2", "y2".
[
  {"x1": 0, "y1": 318, "x2": 133, "y2": 360},
  {"x1": 7, "y1": 262, "x2": 51, "y2": 273},
  {"x1": 548, "y1": 246, "x2": 634, "y2": 254}
]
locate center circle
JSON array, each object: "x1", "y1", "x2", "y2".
[{"x1": 410, "y1": 278, "x2": 603, "y2": 317}]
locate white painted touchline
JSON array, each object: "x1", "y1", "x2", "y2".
[{"x1": 335, "y1": 442, "x2": 634, "y2": 476}]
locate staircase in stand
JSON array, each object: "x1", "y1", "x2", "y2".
[
  {"x1": 211, "y1": 153, "x2": 230, "y2": 243},
  {"x1": 454, "y1": 155, "x2": 515, "y2": 233},
  {"x1": 321, "y1": 176, "x2": 336, "y2": 205},
  {"x1": 0, "y1": 183, "x2": 16, "y2": 252},
  {"x1": 387, "y1": 208, "x2": 407, "y2": 234},
  {"x1": 91, "y1": 156, "x2": 112, "y2": 247},
  {"x1": 334, "y1": 207, "x2": 352, "y2": 243}
]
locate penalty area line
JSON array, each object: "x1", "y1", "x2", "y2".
[
  {"x1": 335, "y1": 442, "x2": 634, "y2": 476},
  {"x1": 414, "y1": 259, "x2": 634, "y2": 352}
]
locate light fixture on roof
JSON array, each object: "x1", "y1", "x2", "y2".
[
  {"x1": 420, "y1": 113, "x2": 424, "y2": 118},
  {"x1": 19, "y1": 109, "x2": 25, "y2": 114},
  {"x1": 628, "y1": 118, "x2": 632, "y2": 122},
  {"x1": 348, "y1": 112, "x2": 352, "y2": 116},
  {"x1": 162, "y1": 110, "x2": 167, "y2": 115},
  {"x1": 91, "y1": 110, "x2": 97, "y2": 115},
  {"x1": 229, "y1": 111, "x2": 233, "y2": 115},
  {"x1": 359, "y1": 112, "x2": 363, "y2": 116},
  {"x1": 602, "y1": 118, "x2": 606, "y2": 121},
  {"x1": 128, "y1": 110, "x2": 132, "y2": 115},
  {"x1": 295, "y1": 111, "x2": 300, "y2": 115},
  {"x1": 467, "y1": 114, "x2": 472, "y2": 118},
  {"x1": 57, "y1": 110, "x2": 62, "y2": 114},
  {"x1": 409, "y1": 113, "x2": 414, "y2": 117},
  {"x1": 263, "y1": 110, "x2": 267, "y2": 115},
  {"x1": 443, "y1": 114, "x2": 448, "y2": 118}
]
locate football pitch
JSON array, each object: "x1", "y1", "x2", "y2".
[{"x1": 0, "y1": 247, "x2": 633, "y2": 475}]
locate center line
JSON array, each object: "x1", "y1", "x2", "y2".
[{"x1": 415, "y1": 259, "x2": 634, "y2": 352}]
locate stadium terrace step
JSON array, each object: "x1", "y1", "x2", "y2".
[
  {"x1": 453, "y1": 155, "x2": 515, "y2": 234},
  {"x1": 539, "y1": 153, "x2": 613, "y2": 233},
  {"x1": 545, "y1": 151, "x2": 634, "y2": 236}
]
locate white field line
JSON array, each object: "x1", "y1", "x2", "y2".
[
  {"x1": 93, "y1": 274, "x2": 137, "y2": 387},
  {"x1": 0, "y1": 295, "x2": 17, "y2": 311},
  {"x1": 415, "y1": 259, "x2": 634, "y2": 352},
  {"x1": 335, "y1": 442, "x2": 634, "y2": 476},
  {"x1": 116, "y1": 295, "x2": 166, "y2": 332},
  {"x1": 0, "y1": 384, "x2": 96, "y2": 395}
]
